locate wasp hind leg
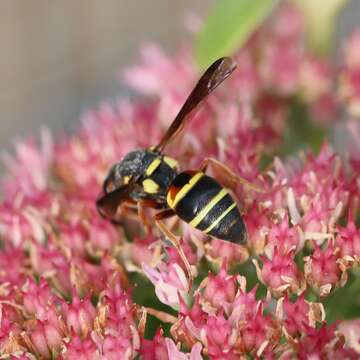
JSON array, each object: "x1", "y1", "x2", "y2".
[
  {"x1": 155, "y1": 209, "x2": 194, "y2": 292},
  {"x1": 199, "y1": 157, "x2": 263, "y2": 193}
]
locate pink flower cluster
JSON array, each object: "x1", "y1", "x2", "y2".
[{"x1": 1, "y1": 3, "x2": 360, "y2": 359}]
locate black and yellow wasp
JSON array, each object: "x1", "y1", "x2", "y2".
[{"x1": 96, "y1": 57, "x2": 248, "y2": 285}]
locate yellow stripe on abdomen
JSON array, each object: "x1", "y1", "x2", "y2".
[
  {"x1": 203, "y1": 202, "x2": 237, "y2": 234},
  {"x1": 167, "y1": 172, "x2": 204, "y2": 209},
  {"x1": 189, "y1": 189, "x2": 229, "y2": 228}
]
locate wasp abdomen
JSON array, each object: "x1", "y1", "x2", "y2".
[{"x1": 167, "y1": 172, "x2": 246, "y2": 244}]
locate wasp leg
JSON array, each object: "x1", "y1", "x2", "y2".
[
  {"x1": 155, "y1": 210, "x2": 193, "y2": 292},
  {"x1": 136, "y1": 202, "x2": 151, "y2": 234},
  {"x1": 107, "y1": 201, "x2": 138, "y2": 225},
  {"x1": 137, "y1": 199, "x2": 166, "y2": 233},
  {"x1": 200, "y1": 157, "x2": 263, "y2": 193},
  {"x1": 155, "y1": 208, "x2": 177, "y2": 220}
]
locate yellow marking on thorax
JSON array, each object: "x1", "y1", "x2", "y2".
[
  {"x1": 167, "y1": 172, "x2": 204, "y2": 209},
  {"x1": 164, "y1": 156, "x2": 178, "y2": 169},
  {"x1": 204, "y1": 202, "x2": 237, "y2": 234},
  {"x1": 123, "y1": 176, "x2": 130, "y2": 184},
  {"x1": 142, "y1": 178, "x2": 159, "y2": 194},
  {"x1": 146, "y1": 158, "x2": 161, "y2": 176},
  {"x1": 189, "y1": 189, "x2": 229, "y2": 228}
]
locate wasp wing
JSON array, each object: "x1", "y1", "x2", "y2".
[
  {"x1": 154, "y1": 57, "x2": 237, "y2": 152},
  {"x1": 96, "y1": 181, "x2": 136, "y2": 220}
]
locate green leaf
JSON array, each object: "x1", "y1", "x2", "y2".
[
  {"x1": 292, "y1": 0, "x2": 348, "y2": 55},
  {"x1": 195, "y1": 0, "x2": 278, "y2": 69},
  {"x1": 277, "y1": 99, "x2": 326, "y2": 158},
  {"x1": 323, "y1": 272, "x2": 360, "y2": 323}
]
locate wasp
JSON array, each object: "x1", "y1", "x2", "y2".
[{"x1": 97, "y1": 57, "x2": 255, "y2": 288}]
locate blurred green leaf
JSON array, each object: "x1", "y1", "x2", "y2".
[
  {"x1": 195, "y1": 0, "x2": 278, "y2": 68},
  {"x1": 129, "y1": 272, "x2": 176, "y2": 338},
  {"x1": 292, "y1": 0, "x2": 348, "y2": 55},
  {"x1": 324, "y1": 272, "x2": 360, "y2": 323},
  {"x1": 279, "y1": 100, "x2": 326, "y2": 157}
]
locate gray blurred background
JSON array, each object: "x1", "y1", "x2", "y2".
[{"x1": 0, "y1": 0, "x2": 359, "y2": 150}]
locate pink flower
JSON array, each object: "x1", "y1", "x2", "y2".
[
  {"x1": 336, "y1": 213, "x2": 360, "y2": 260},
  {"x1": 28, "y1": 244, "x2": 72, "y2": 295},
  {"x1": 166, "y1": 240, "x2": 198, "y2": 271},
  {"x1": 24, "y1": 319, "x2": 63, "y2": 359},
  {"x1": 123, "y1": 44, "x2": 196, "y2": 98},
  {"x1": 270, "y1": 3, "x2": 304, "y2": 41},
  {"x1": 101, "y1": 332, "x2": 139, "y2": 360},
  {"x1": 297, "y1": 323, "x2": 358, "y2": 359},
  {"x1": 230, "y1": 51, "x2": 261, "y2": 103},
  {"x1": 21, "y1": 278, "x2": 56, "y2": 320},
  {"x1": 228, "y1": 277, "x2": 259, "y2": 324},
  {"x1": 170, "y1": 295, "x2": 207, "y2": 349},
  {"x1": 339, "y1": 29, "x2": 360, "y2": 117},
  {"x1": 205, "y1": 233, "x2": 249, "y2": 265},
  {"x1": 300, "y1": 200, "x2": 333, "y2": 234},
  {"x1": 142, "y1": 262, "x2": 189, "y2": 309},
  {"x1": 338, "y1": 319, "x2": 360, "y2": 354},
  {"x1": 202, "y1": 262, "x2": 236, "y2": 309},
  {"x1": 309, "y1": 92, "x2": 338, "y2": 126},
  {"x1": 0, "y1": 304, "x2": 22, "y2": 355},
  {"x1": 2, "y1": 129, "x2": 53, "y2": 199},
  {"x1": 254, "y1": 247, "x2": 305, "y2": 296},
  {"x1": 62, "y1": 289, "x2": 96, "y2": 337},
  {"x1": 304, "y1": 243, "x2": 343, "y2": 296},
  {"x1": 265, "y1": 214, "x2": 300, "y2": 255},
  {"x1": 186, "y1": 314, "x2": 237, "y2": 359},
  {"x1": 131, "y1": 233, "x2": 160, "y2": 266},
  {"x1": 258, "y1": 4, "x2": 304, "y2": 96},
  {"x1": 9, "y1": 354, "x2": 34, "y2": 360},
  {"x1": 299, "y1": 57, "x2": 333, "y2": 102},
  {"x1": 243, "y1": 203, "x2": 271, "y2": 254},
  {"x1": 239, "y1": 305, "x2": 280, "y2": 356},
  {"x1": 58, "y1": 222, "x2": 88, "y2": 255},
  {"x1": 278, "y1": 294, "x2": 325, "y2": 338},
  {"x1": 63, "y1": 333, "x2": 99, "y2": 360},
  {"x1": 343, "y1": 29, "x2": 360, "y2": 68},
  {"x1": 165, "y1": 338, "x2": 203, "y2": 360},
  {"x1": 100, "y1": 282, "x2": 136, "y2": 337},
  {"x1": 260, "y1": 38, "x2": 301, "y2": 95},
  {"x1": 87, "y1": 218, "x2": 120, "y2": 253},
  {"x1": 0, "y1": 246, "x2": 27, "y2": 287},
  {"x1": 140, "y1": 329, "x2": 168, "y2": 360}
]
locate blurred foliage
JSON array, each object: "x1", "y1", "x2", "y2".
[
  {"x1": 196, "y1": 0, "x2": 348, "y2": 67},
  {"x1": 279, "y1": 100, "x2": 326, "y2": 156},
  {"x1": 195, "y1": 0, "x2": 278, "y2": 68},
  {"x1": 129, "y1": 272, "x2": 176, "y2": 338},
  {"x1": 324, "y1": 271, "x2": 360, "y2": 323},
  {"x1": 292, "y1": 0, "x2": 348, "y2": 55}
]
